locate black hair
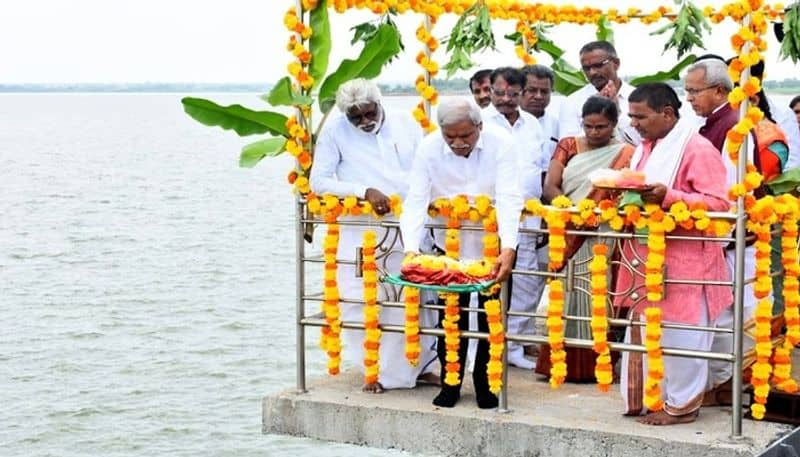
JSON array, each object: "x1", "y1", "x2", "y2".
[
  {"x1": 582, "y1": 96, "x2": 619, "y2": 125},
  {"x1": 520, "y1": 64, "x2": 554, "y2": 87},
  {"x1": 578, "y1": 41, "x2": 618, "y2": 58},
  {"x1": 752, "y1": 89, "x2": 775, "y2": 123},
  {"x1": 724, "y1": 56, "x2": 765, "y2": 80},
  {"x1": 628, "y1": 82, "x2": 682, "y2": 119},
  {"x1": 489, "y1": 66, "x2": 526, "y2": 88},
  {"x1": 791, "y1": 95, "x2": 800, "y2": 109},
  {"x1": 469, "y1": 69, "x2": 492, "y2": 90},
  {"x1": 695, "y1": 53, "x2": 726, "y2": 63}
]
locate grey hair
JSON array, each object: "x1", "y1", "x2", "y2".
[
  {"x1": 335, "y1": 78, "x2": 382, "y2": 112},
  {"x1": 687, "y1": 59, "x2": 733, "y2": 92},
  {"x1": 436, "y1": 97, "x2": 482, "y2": 127}
]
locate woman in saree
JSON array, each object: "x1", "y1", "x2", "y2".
[{"x1": 536, "y1": 96, "x2": 635, "y2": 381}]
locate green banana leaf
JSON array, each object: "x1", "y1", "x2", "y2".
[
  {"x1": 182, "y1": 97, "x2": 289, "y2": 137},
  {"x1": 264, "y1": 77, "x2": 313, "y2": 107},
  {"x1": 308, "y1": 0, "x2": 331, "y2": 88},
  {"x1": 533, "y1": 37, "x2": 587, "y2": 96},
  {"x1": 239, "y1": 137, "x2": 287, "y2": 168},
  {"x1": 629, "y1": 54, "x2": 697, "y2": 86},
  {"x1": 317, "y1": 23, "x2": 402, "y2": 113}
]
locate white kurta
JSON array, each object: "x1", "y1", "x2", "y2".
[
  {"x1": 558, "y1": 81, "x2": 641, "y2": 145},
  {"x1": 400, "y1": 125, "x2": 523, "y2": 258},
  {"x1": 538, "y1": 111, "x2": 560, "y2": 161},
  {"x1": 309, "y1": 109, "x2": 437, "y2": 389},
  {"x1": 481, "y1": 106, "x2": 547, "y2": 364}
]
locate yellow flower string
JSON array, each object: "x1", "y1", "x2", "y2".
[
  {"x1": 362, "y1": 230, "x2": 381, "y2": 386},
  {"x1": 775, "y1": 196, "x2": 800, "y2": 393},
  {"x1": 306, "y1": 193, "x2": 402, "y2": 218},
  {"x1": 322, "y1": 213, "x2": 342, "y2": 375},
  {"x1": 403, "y1": 286, "x2": 421, "y2": 367},
  {"x1": 412, "y1": 16, "x2": 439, "y2": 133},
  {"x1": 643, "y1": 307, "x2": 664, "y2": 411},
  {"x1": 644, "y1": 204, "x2": 669, "y2": 302},
  {"x1": 747, "y1": 195, "x2": 777, "y2": 419},
  {"x1": 547, "y1": 196, "x2": 572, "y2": 270},
  {"x1": 514, "y1": 20, "x2": 537, "y2": 65},
  {"x1": 547, "y1": 279, "x2": 567, "y2": 388},
  {"x1": 443, "y1": 292, "x2": 461, "y2": 386},
  {"x1": 484, "y1": 298, "x2": 505, "y2": 394},
  {"x1": 589, "y1": 243, "x2": 612, "y2": 392}
]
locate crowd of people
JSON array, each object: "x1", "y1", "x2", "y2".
[{"x1": 307, "y1": 39, "x2": 800, "y2": 425}]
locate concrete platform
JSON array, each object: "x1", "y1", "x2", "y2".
[{"x1": 263, "y1": 367, "x2": 794, "y2": 457}]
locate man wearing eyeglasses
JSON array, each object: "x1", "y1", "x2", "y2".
[
  {"x1": 481, "y1": 66, "x2": 547, "y2": 370},
  {"x1": 310, "y1": 78, "x2": 439, "y2": 393},
  {"x1": 558, "y1": 41, "x2": 640, "y2": 146},
  {"x1": 683, "y1": 58, "x2": 738, "y2": 152}
]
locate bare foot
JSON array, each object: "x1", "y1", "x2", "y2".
[
  {"x1": 636, "y1": 410, "x2": 698, "y2": 425},
  {"x1": 362, "y1": 382, "x2": 385, "y2": 394},
  {"x1": 416, "y1": 372, "x2": 441, "y2": 386},
  {"x1": 702, "y1": 379, "x2": 732, "y2": 407}
]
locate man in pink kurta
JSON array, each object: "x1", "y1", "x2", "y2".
[{"x1": 615, "y1": 83, "x2": 731, "y2": 426}]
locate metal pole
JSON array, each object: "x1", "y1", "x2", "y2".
[
  {"x1": 294, "y1": 0, "x2": 308, "y2": 395},
  {"x1": 498, "y1": 281, "x2": 511, "y2": 412},
  {"x1": 296, "y1": 199, "x2": 307, "y2": 393},
  {"x1": 731, "y1": 13, "x2": 753, "y2": 439}
]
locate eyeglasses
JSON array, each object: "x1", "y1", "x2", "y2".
[
  {"x1": 684, "y1": 85, "x2": 718, "y2": 96},
  {"x1": 346, "y1": 107, "x2": 380, "y2": 124},
  {"x1": 581, "y1": 59, "x2": 610, "y2": 73},
  {"x1": 490, "y1": 88, "x2": 521, "y2": 99}
]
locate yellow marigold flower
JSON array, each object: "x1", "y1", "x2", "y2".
[{"x1": 552, "y1": 195, "x2": 572, "y2": 209}]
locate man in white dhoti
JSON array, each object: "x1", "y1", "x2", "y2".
[
  {"x1": 558, "y1": 41, "x2": 640, "y2": 145},
  {"x1": 482, "y1": 66, "x2": 547, "y2": 370},
  {"x1": 309, "y1": 78, "x2": 438, "y2": 393},
  {"x1": 400, "y1": 97, "x2": 522, "y2": 408}
]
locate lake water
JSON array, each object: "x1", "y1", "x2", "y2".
[
  {"x1": 2, "y1": 92, "x2": 798, "y2": 457},
  {"x1": 0, "y1": 93, "x2": 417, "y2": 457}
]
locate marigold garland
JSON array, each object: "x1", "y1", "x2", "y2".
[
  {"x1": 643, "y1": 307, "x2": 665, "y2": 411},
  {"x1": 514, "y1": 20, "x2": 537, "y2": 65},
  {"x1": 546, "y1": 196, "x2": 572, "y2": 270},
  {"x1": 362, "y1": 230, "x2": 381, "y2": 386},
  {"x1": 403, "y1": 286, "x2": 421, "y2": 366},
  {"x1": 546, "y1": 279, "x2": 567, "y2": 388},
  {"x1": 751, "y1": 298, "x2": 773, "y2": 420},
  {"x1": 412, "y1": 16, "x2": 439, "y2": 133},
  {"x1": 322, "y1": 216, "x2": 342, "y2": 375},
  {"x1": 306, "y1": 193, "x2": 402, "y2": 218},
  {"x1": 644, "y1": 204, "x2": 668, "y2": 302},
  {"x1": 588, "y1": 243, "x2": 613, "y2": 392},
  {"x1": 443, "y1": 292, "x2": 462, "y2": 386},
  {"x1": 484, "y1": 298, "x2": 505, "y2": 394}
]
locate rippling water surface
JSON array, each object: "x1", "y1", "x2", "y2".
[{"x1": 0, "y1": 93, "x2": 415, "y2": 456}]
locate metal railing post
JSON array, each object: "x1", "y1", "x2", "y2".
[{"x1": 296, "y1": 199, "x2": 307, "y2": 393}]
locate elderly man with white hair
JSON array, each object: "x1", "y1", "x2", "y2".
[
  {"x1": 400, "y1": 97, "x2": 523, "y2": 409},
  {"x1": 310, "y1": 78, "x2": 438, "y2": 393}
]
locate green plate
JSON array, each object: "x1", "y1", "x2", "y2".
[{"x1": 381, "y1": 274, "x2": 496, "y2": 293}]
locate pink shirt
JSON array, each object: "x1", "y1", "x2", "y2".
[{"x1": 614, "y1": 133, "x2": 732, "y2": 324}]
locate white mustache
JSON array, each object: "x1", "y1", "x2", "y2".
[{"x1": 359, "y1": 121, "x2": 378, "y2": 131}]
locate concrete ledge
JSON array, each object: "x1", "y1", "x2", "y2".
[{"x1": 264, "y1": 369, "x2": 792, "y2": 457}]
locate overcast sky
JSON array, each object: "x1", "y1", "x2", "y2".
[{"x1": 1, "y1": 0, "x2": 797, "y2": 84}]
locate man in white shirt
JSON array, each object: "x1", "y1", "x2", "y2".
[
  {"x1": 558, "y1": 41, "x2": 640, "y2": 145},
  {"x1": 310, "y1": 78, "x2": 438, "y2": 393},
  {"x1": 482, "y1": 66, "x2": 546, "y2": 370},
  {"x1": 400, "y1": 97, "x2": 522, "y2": 409},
  {"x1": 521, "y1": 64, "x2": 560, "y2": 160}
]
